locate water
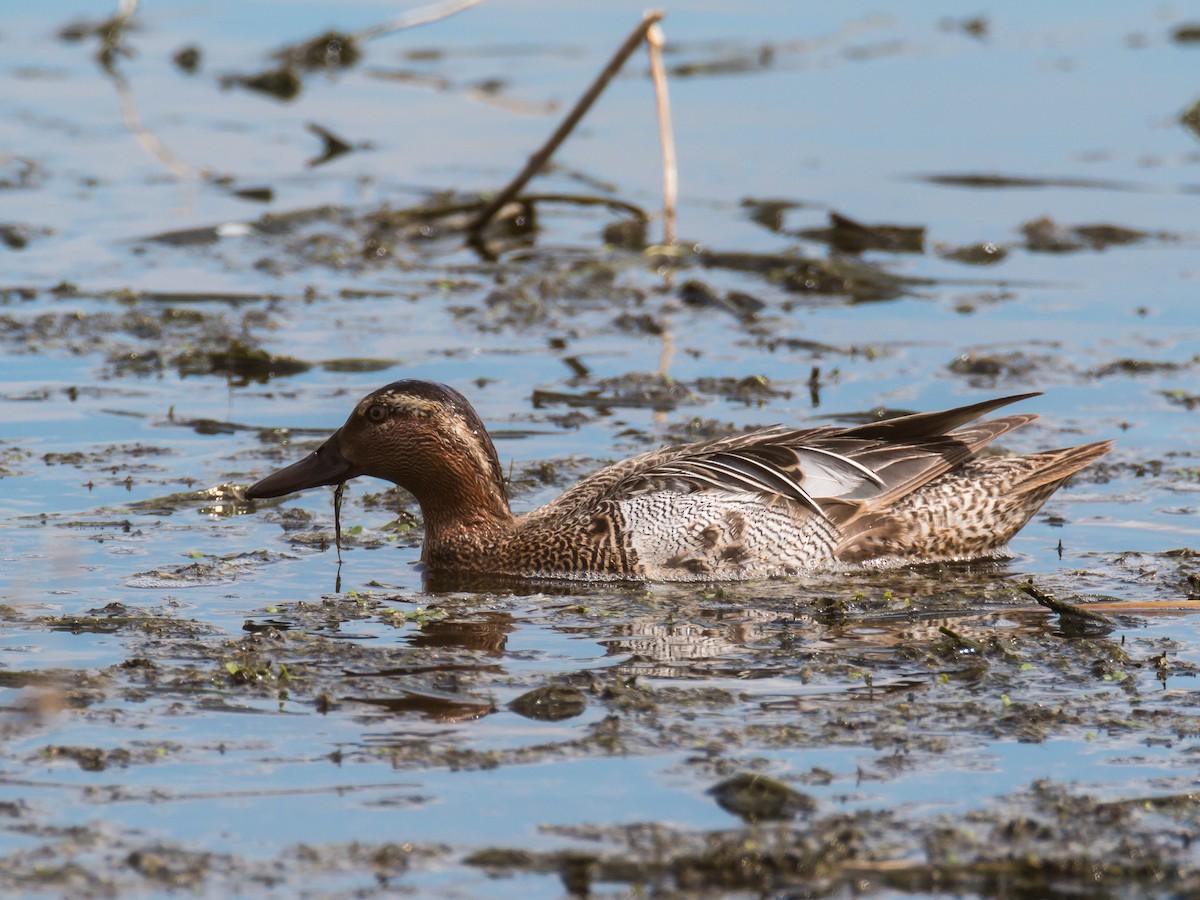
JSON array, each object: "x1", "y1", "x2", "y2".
[{"x1": 3, "y1": 1, "x2": 1200, "y2": 895}]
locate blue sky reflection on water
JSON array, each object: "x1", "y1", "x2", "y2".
[{"x1": 2, "y1": 0, "x2": 1200, "y2": 894}]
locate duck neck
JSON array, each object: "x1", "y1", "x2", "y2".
[
  {"x1": 407, "y1": 437, "x2": 514, "y2": 555},
  {"x1": 417, "y1": 476, "x2": 513, "y2": 541}
]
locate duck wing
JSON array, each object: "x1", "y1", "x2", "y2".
[{"x1": 546, "y1": 393, "x2": 1041, "y2": 519}]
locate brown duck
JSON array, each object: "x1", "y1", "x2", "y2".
[{"x1": 245, "y1": 381, "x2": 1111, "y2": 581}]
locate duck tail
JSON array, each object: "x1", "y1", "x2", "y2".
[
  {"x1": 1011, "y1": 440, "x2": 1113, "y2": 495},
  {"x1": 833, "y1": 438, "x2": 1112, "y2": 564},
  {"x1": 840, "y1": 392, "x2": 1041, "y2": 441}
]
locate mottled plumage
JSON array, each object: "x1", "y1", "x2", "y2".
[{"x1": 244, "y1": 381, "x2": 1111, "y2": 582}]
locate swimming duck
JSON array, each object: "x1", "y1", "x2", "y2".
[{"x1": 245, "y1": 381, "x2": 1111, "y2": 582}]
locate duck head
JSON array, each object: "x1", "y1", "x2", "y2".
[{"x1": 245, "y1": 380, "x2": 513, "y2": 533}]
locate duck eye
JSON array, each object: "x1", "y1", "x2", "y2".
[{"x1": 365, "y1": 403, "x2": 388, "y2": 424}]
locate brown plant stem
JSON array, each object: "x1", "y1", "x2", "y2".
[{"x1": 467, "y1": 10, "x2": 665, "y2": 235}]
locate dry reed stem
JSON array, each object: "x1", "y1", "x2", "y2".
[
  {"x1": 355, "y1": 0, "x2": 487, "y2": 42},
  {"x1": 656, "y1": 324, "x2": 675, "y2": 377},
  {"x1": 112, "y1": 69, "x2": 197, "y2": 180},
  {"x1": 646, "y1": 23, "x2": 677, "y2": 246},
  {"x1": 468, "y1": 10, "x2": 665, "y2": 235}
]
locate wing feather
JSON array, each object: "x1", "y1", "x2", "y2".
[{"x1": 537, "y1": 395, "x2": 1044, "y2": 525}]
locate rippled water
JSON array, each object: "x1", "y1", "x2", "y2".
[{"x1": 3, "y1": 0, "x2": 1200, "y2": 895}]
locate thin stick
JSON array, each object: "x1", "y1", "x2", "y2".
[
  {"x1": 1018, "y1": 581, "x2": 1115, "y2": 627},
  {"x1": 333, "y1": 482, "x2": 345, "y2": 564},
  {"x1": 87, "y1": 1, "x2": 198, "y2": 181},
  {"x1": 646, "y1": 23, "x2": 677, "y2": 246},
  {"x1": 112, "y1": 69, "x2": 196, "y2": 180},
  {"x1": 354, "y1": 0, "x2": 486, "y2": 43},
  {"x1": 468, "y1": 10, "x2": 665, "y2": 235}
]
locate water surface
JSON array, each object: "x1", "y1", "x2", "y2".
[{"x1": 2, "y1": 1, "x2": 1200, "y2": 894}]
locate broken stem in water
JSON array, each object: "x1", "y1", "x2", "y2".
[
  {"x1": 333, "y1": 482, "x2": 345, "y2": 564},
  {"x1": 467, "y1": 10, "x2": 665, "y2": 235}
]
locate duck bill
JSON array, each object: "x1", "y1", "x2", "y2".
[{"x1": 245, "y1": 431, "x2": 362, "y2": 499}]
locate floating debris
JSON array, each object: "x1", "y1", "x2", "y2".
[
  {"x1": 508, "y1": 685, "x2": 588, "y2": 721},
  {"x1": 197, "y1": 340, "x2": 312, "y2": 382},
  {"x1": 173, "y1": 44, "x2": 201, "y2": 73},
  {"x1": 918, "y1": 172, "x2": 1141, "y2": 191},
  {"x1": 937, "y1": 241, "x2": 1009, "y2": 265},
  {"x1": 740, "y1": 197, "x2": 802, "y2": 232},
  {"x1": 678, "y1": 279, "x2": 765, "y2": 318},
  {"x1": 277, "y1": 30, "x2": 362, "y2": 71},
  {"x1": 796, "y1": 211, "x2": 925, "y2": 254},
  {"x1": 708, "y1": 773, "x2": 817, "y2": 823},
  {"x1": 306, "y1": 122, "x2": 356, "y2": 168},
  {"x1": 1183, "y1": 98, "x2": 1200, "y2": 140},
  {"x1": 1171, "y1": 23, "x2": 1200, "y2": 44},
  {"x1": 225, "y1": 67, "x2": 302, "y2": 101},
  {"x1": 1022, "y1": 216, "x2": 1154, "y2": 253}
]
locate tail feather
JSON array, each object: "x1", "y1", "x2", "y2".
[
  {"x1": 1012, "y1": 440, "x2": 1113, "y2": 494},
  {"x1": 833, "y1": 438, "x2": 1112, "y2": 564},
  {"x1": 839, "y1": 392, "x2": 1041, "y2": 441},
  {"x1": 857, "y1": 413, "x2": 1041, "y2": 508}
]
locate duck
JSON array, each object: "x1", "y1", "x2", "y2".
[{"x1": 244, "y1": 380, "x2": 1111, "y2": 582}]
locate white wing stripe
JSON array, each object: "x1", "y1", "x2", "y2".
[{"x1": 796, "y1": 445, "x2": 887, "y2": 488}]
